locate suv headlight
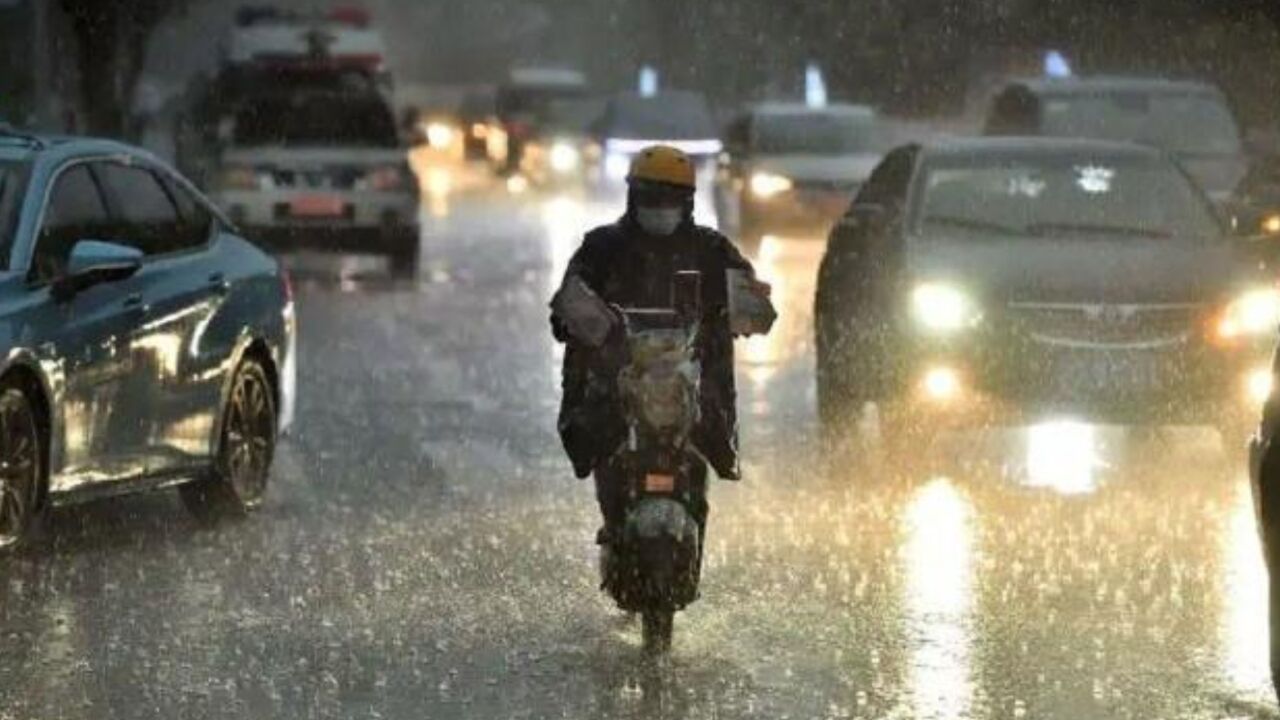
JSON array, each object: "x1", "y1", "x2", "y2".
[
  {"x1": 750, "y1": 172, "x2": 793, "y2": 199},
  {"x1": 912, "y1": 283, "x2": 981, "y2": 333},
  {"x1": 1219, "y1": 287, "x2": 1280, "y2": 339}
]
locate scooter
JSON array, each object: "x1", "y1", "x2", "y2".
[{"x1": 601, "y1": 271, "x2": 706, "y2": 653}]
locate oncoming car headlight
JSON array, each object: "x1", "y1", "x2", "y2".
[
  {"x1": 750, "y1": 172, "x2": 793, "y2": 199},
  {"x1": 912, "y1": 283, "x2": 981, "y2": 333},
  {"x1": 1219, "y1": 287, "x2": 1280, "y2": 339},
  {"x1": 550, "y1": 142, "x2": 580, "y2": 173}
]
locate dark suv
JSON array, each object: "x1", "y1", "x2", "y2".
[{"x1": 984, "y1": 77, "x2": 1246, "y2": 200}]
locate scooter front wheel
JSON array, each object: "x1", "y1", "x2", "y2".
[{"x1": 642, "y1": 610, "x2": 674, "y2": 654}]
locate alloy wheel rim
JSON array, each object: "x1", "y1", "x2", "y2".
[
  {"x1": 0, "y1": 393, "x2": 37, "y2": 549},
  {"x1": 225, "y1": 371, "x2": 272, "y2": 504}
]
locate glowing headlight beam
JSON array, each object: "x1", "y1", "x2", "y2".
[
  {"x1": 549, "y1": 142, "x2": 580, "y2": 173},
  {"x1": 1219, "y1": 288, "x2": 1280, "y2": 339},
  {"x1": 750, "y1": 172, "x2": 793, "y2": 199},
  {"x1": 912, "y1": 283, "x2": 980, "y2": 333}
]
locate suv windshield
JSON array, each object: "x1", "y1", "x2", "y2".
[
  {"x1": 915, "y1": 153, "x2": 1222, "y2": 240},
  {"x1": 1040, "y1": 92, "x2": 1242, "y2": 156},
  {"x1": 0, "y1": 160, "x2": 28, "y2": 267},
  {"x1": 604, "y1": 92, "x2": 715, "y2": 140},
  {"x1": 232, "y1": 93, "x2": 398, "y2": 148},
  {"x1": 754, "y1": 114, "x2": 876, "y2": 154}
]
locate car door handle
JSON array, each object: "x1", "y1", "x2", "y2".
[
  {"x1": 123, "y1": 293, "x2": 146, "y2": 312},
  {"x1": 207, "y1": 272, "x2": 230, "y2": 294}
]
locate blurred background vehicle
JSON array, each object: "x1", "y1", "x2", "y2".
[
  {"x1": 715, "y1": 102, "x2": 883, "y2": 248},
  {"x1": 815, "y1": 138, "x2": 1274, "y2": 444},
  {"x1": 208, "y1": 83, "x2": 419, "y2": 274},
  {"x1": 983, "y1": 77, "x2": 1247, "y2": 201},
  {"x1": 516, "y1": 96, "x2": 606, "y2": 190},
  {"x1": 0, "y1": 130, "x2": 294, "y2": 550},
  {"x1": 488, "y1": 67, "x2": 590, "y2": 175}
]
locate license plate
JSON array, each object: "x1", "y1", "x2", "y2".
[
  {"x1": 644, "y1": 473, "x2": 675, "y2": 493},
  {"x1": 290, "y1": 194, "x2": 345, "y2": 218},
  {"x1": 1053, "y1": 352, "x2": 1161, "y2": 394}
]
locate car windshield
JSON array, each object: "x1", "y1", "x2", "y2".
[
  {"x1": 542, "y1": 98, "x2": 606, "y2": 134},
  {"x1": 1040, "y1": 92, "x2": 1242, "y2": 155},
  {"x1": 496, "y1": 84, "x2": 587, "y2": 120},
  {"x1": 753, "y1": 113, "x2": 876, "y2": 154},
  {"x1": 232, "y1": 93, "x2": 398, "y2": 147},
  {"x1": 915, "y1": 152, "x2": 1222, "y2": 240},
  {"x1": 603, "y1": 92, "x2": 716, "y2": 140}
]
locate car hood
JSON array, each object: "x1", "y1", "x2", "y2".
[
  {"x1": 223, "y1": 146, "x2": 406, "y2": 168},
  {"x1": 750, "y1": 154, "x2": 880, "y2": 184},
  {"x1": 907, "y1": 234, "x2": 1240, "y2": 305}
]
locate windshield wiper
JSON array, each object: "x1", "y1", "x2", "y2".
[
  {"x1": 1025, "y1": 222, "x2": 1172, "y2": 239},
  {"x1": 922, "y1": 214, "x2": 1026, "y2": 237}
]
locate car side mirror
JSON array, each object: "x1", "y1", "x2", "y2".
[{"x1": 51, "y1": 240, "x2": 144, "y2": 302}]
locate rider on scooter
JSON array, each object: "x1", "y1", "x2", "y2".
[{"x1": 550, "y1": 145, "x2": 772, "y2": 560}]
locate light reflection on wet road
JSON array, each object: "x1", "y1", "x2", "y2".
[{"x1": 0, "y1": 183, "x2": 1275, "y2": 719}]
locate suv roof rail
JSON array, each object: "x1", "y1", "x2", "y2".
[{"x1": 0, "y1": 123, "x2": 46, "y2": 149}]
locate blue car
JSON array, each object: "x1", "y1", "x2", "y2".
[{"x1": 0, "y1": 129, "x2": 296, "y2": 551}]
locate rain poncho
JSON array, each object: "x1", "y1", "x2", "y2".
[{"x1": 550, "y1": 214, "x2": 754, "y2": 480}]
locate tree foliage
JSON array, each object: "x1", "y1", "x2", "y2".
[{"x1": 57, "y1": 0, "x2": 183, "y2": 136}]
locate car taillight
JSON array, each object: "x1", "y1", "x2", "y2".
[
  {"x1": 222, "y1": 166, "x2": 261, "y2": 190},
  {"x1": 366, "y1": 165, "x2": 406, "y2": 191}
]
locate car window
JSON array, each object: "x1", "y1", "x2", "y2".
[
  {"x1": 232, "y1": 92, "x2": 399, "y2": 148},
  {"x1": 32, "y1": 164, "x2": 110, "y2": 282},
  {"x1": 162, "y1": 175, "x2": 215, "y2": 250},
  {"x1": 94, "y1": 162, "x2": 185, "y2": 256}
]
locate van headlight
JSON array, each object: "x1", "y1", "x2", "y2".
[
  {"x1": 1219, "y1": 287, "x2": 1280, "y2": 339},
  {"x1": 750, "y1": 172, "x2": 793, "y2": 199},
  {"x1": 912, "y1": 283, "x2": 981, "y2": 333}
]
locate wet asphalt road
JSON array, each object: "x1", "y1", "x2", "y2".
[{"x1": 1, "y1": 181, "x2": 1278, "y2": 720}]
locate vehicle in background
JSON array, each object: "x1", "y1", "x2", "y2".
[
  {"x1": 1224, "y1": 154, "x2": 1280, "y2": 264},
  {"x1": 594, "y1": 90, "x2": 721, "y2": 220},
  {"x1": 457, "y1": 90, "x2": 497, "y2": 161},
  {"x1": 488, "y1": 67, "x2": 589, "y2": 175},
  {"x1": 517, "y1": 97, "x2": 606, "y2": 189},
  {"x1": 229, "y1": 4, "x2": 392, "y2": 93},
  {"x1": 0, "y1": 130, "x2": 296, "y2": 552},
  {"x1": 984, "y1": 77, "x2": 1247, "y2": 200},
  {"x1": 814, "y1": 138, "x2": 1273, "y2": 446},
  {"x1": 715, "y1": 103, "x2": 882, "y2": 248},
  {"x1": 208, "y1": 85, "x2": 419, "y2": 274},
  {"x1": 176, "y1": 64, "x2": 384, "y2": 189}
]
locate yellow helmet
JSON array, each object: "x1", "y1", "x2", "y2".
[{"x1": 627, "y1": 145, "x2": 696, "y2": 189}]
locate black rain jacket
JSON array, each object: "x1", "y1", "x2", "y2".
[{"x1": 551, "y1": 214, "x2": 754, "y2": 480}]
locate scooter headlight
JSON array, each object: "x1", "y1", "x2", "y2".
[{"x1": 912, "y1": 283, "x2": 981, "y2": 333}]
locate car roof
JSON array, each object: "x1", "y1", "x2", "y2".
[
  {"x1": 748, "y1": 102, "x2": 876, "y2": 118},
  {"x1": 919, "y1": 135, "x2": 1168, "y2": 160},
  {"x1": 1003, "y1": 76, "x2": 1223, "y2": 97}
]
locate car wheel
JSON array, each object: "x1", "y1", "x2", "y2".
[
  {"x1": 0, "y1": 385, "x2": 44, "y2": 554},
  {"x1": 182, "y1": 357, "x2": 277, "y2": 522}
]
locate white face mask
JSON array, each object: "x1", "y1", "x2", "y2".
[{"x1": 635, "y1": 206, "x2": 683, "y2": 236}]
